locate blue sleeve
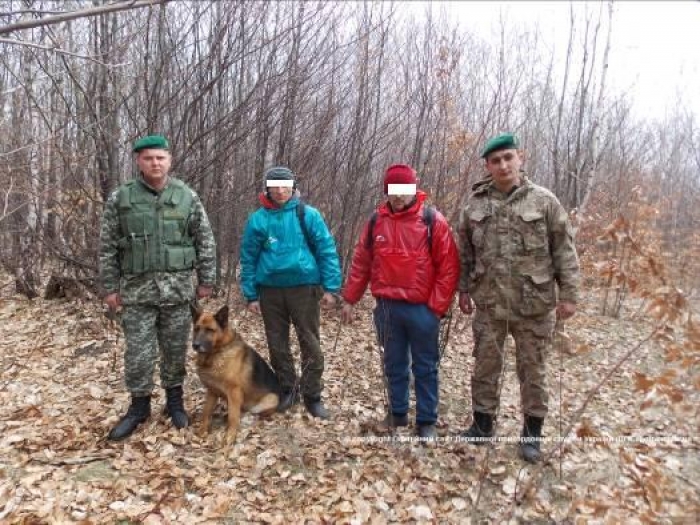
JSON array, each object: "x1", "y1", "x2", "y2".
[
  {"x1": 240, "y1": 211, "x2": 263, "y2": 301},
  {"x1": 308, "y1": 208, "x2": 342, "y2": 293}
]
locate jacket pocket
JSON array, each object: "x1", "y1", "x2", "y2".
[
  {"x1": 118, "y1": 236, "x2": 146, "y2": 274},
  {"x1": 375, "y1": 251, "x2": 418, "y2": 289},
  {"x1": 469, "y1": 209, "x2": 491, "y2": 249},
  {"x1": 519, "y1": 272, "x2": 555, "y2": 317},
  {"x1": 163, "y1": 220, "x2": 183, "y2": 244},
  {"x1": 261, "y1": 246, "x2": 304, "y2": 278},
  {"x1": 164, "y1": 246, "x2": 196, "y2": 271},
  {"x1": 518, "y1": 211, "x2": 548, "y2": 252}
]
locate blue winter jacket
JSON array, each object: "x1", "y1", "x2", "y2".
[{"x1": 240, "y1": 194, "x2": 342, "y2": 301}]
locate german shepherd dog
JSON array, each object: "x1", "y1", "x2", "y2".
[{"x1": 191, "y1": 305, "x2": 280, "y2": 446}]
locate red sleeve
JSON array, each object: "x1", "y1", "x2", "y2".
[
  {"x1": 427, "y1": 214, "x2": 460, "y2": 317},
  {"x1": 342, "y1": 221, "x2": 373, "y2": 304}
]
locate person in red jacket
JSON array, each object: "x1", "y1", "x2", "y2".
[{"x1": 341, "y1": 164, "x2": 460, "y2": 439}]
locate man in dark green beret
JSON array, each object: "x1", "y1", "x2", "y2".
[
  {"x1": 457, "y1": 132, "x2": 580, "y2": 462},
  {"x1": 99, "y1": 134, "x2": 217, "y2": 440}
]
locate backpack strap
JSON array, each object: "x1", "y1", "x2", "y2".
[
  {"x1": 296, "y1": 199, "x2": 315, "y2": 255},
  {"x1": 364, "y1": 211, "x2": 379, "y2": 250},
  {"x1": 422, "y1": 205, "x2": 436, "y2": 252},
  {"x1": 365, "y1": 206, "x2": 435, "y2": 251}
]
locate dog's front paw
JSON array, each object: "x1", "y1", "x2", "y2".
[
  {"x1": 223, "y1": 431, "x2": 238, "y2": 448},
  {"x1": 197, "y1": 426, "x2": 210, "y2": 439}
]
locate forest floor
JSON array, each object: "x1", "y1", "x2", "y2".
[{"x1": 0, "y1": 283, "x2": 698, "y2": 523}]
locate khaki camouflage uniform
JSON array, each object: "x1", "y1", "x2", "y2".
[
  {"x1": 458, "y1": 175, "x2": 579, "y2": 418},
  {"x1": 99, "y1": 176, "x2": 216, "y2": 396}
]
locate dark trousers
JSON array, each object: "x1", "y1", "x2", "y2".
[
  {"x1": 259, "y1": 285, "x2": 324, "y2": 400},
  {"x1": 374, "y1": 298, "x2": 440, "y2": 425}
]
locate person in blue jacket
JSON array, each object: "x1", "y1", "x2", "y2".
[{"x1": 240, "y1": 166, "x2": 341, "y2": 419}]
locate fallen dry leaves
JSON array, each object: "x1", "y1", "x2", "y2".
[{"x1": 0, "y1": 289, "x2": 698, "y2": 523}]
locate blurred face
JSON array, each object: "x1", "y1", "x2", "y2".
[
  {"x1": 386, "y1": 182, "x2": 416, "y2": 211},
  {"x1": 136, "y1": 149, "x2": 171, "y2": 186},
  {"x1": 485, "y1": 148, "x2": 524, "y2": 192},
  {"x1": 387, "y1": 194, "x2": 415, "y2": 211},
  {"x1": 267, "y1": 183, "x2": 294, "y2": 206}
]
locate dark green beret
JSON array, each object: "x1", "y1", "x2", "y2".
[
  {"x1": 133, "y1": 135, "x2": 169, "y2": 153},
  {"x1": 481, "y1": 133, "x2": 520, "y2": 158}
]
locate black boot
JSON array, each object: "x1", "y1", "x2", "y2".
[
  {"x1": 165, "y1": 386, "x2": 189, "y2": 429},
  {"x1": 417, "y1": 423, "x2": 438, "y2": 441},
  {"x1": 304, "y1": 396, "x2": 329, "y2": 419},
  {"x1": 108, "y1": 396, "x2": 151, "y2": 441},
  {"x1": 382, "y1": 412, "x2": 409, "y2": 428},
  {"x1": 462, "y1": 411, "x2": 494, "y2": 445},
  {"x1": 520, "y1": 415, "x2": 544, "y2": 463},
  {"x1": 277, "y1": 389, "x2": 301, "y2": 413}
]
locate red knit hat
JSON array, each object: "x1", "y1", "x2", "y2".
[{"x1": 384, "y1": 164, "x2": 417, "y2": 194}]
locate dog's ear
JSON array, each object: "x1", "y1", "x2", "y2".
[
  {"x1": 214, "y1": 305, "x2": 229, "y2": 329},
  {"x1": 190, "y1": 303, "x2": 203, "y2": 322}
]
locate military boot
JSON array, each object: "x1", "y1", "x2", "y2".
[
  {"x1": 462, "y1": 411, "x2": 494, "y2": 445},
  {"x1": 165, "y1": 385, "x2": 189, "y2": 429},
  {"x1": 108, "y1": 396, "x2": 151, "y2": 441},
  {"x1": 304, "y1": 396, "x2": 330, "y2": 419},
  {"x1": 519, "y1": 415, "x2": 544, "y2": 463}
]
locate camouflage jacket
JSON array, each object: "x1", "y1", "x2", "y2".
[
  {"x1": 457, "y1": 175, "x2": 580, "y2": 320},
  {"x1": 99, "y1": 176, "x2": 217, "y2": 305}
]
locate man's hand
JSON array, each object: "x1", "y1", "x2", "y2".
[
  {"x1": 105, "y1": 292, "x2": 121, "y2": 311},
  {"x1": 321, "y1": 292, "x2": 337, "y2": 309},
  {"x1": 247, "y1": 301, "x2": 261, "y2": 315},
  {"x1": 556, "y1": 301, "x2": 576, "y2": 320},
  {"x1": 459, "y1": 292, "x2": 474, "y2": 315},
  {"x1": 341, "y1": 303, "x2": 354, "y2": 324},
  {"x1": 196, "y1": 285, "x2": 213, "y2": 299}
]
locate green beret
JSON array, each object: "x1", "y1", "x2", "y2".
[
  {"x1": 133, "y1": 135, "x2": 169, "y2": 153},
  {"x1": 481, "y1": 133, "x2": 520, "y2": 158}
]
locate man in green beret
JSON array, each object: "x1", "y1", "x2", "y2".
[
  {"x1": 99, "y1": 134, "x2": 217, "y2": 440},
  {"x1": 457, "y1": 132, "x2": 580, "y2": 462}
]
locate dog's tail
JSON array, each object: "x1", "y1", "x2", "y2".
[{"x1": 250, "y1": 345, "x2": 282, "y2": 394}]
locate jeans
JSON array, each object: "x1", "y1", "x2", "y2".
[{"x1": 374, "y1": 298, "x2": 440, "y2": 425}]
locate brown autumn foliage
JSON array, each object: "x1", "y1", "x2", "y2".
[{"x1": 1, "y1": 195, "x2": 699, "y2": 522}]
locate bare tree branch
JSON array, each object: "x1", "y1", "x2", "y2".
[
  {"x1": 0, "y1": 37, "x2": 130, "y2": 67},
  {"x1": 0, "y1": 0, "x2": 170, "y2": 36}
]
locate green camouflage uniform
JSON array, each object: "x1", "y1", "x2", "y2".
[
  {"x1": 458, "y1": 175, "x2": 579, "y2": 418},
  {"x1": 99, "y1": 176, "x2": 216, "y2": 396}
]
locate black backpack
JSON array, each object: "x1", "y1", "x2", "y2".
[{"x1": 364, "y1": 205, "x2": 436, "y2": 251}]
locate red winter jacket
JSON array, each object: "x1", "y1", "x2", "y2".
[{"x1": 342, "y1": 192, "x2": 460, "y2": 317}]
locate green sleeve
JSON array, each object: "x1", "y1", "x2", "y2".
[
  {"x1": 99, "y1": 191, "x2": 122, "y2": 294},
  {"x1": 189, "y1": 194, "x2": 217, "y2": 286},
  {"x1": 548, "y1": 199, "x2": 580, "y2": 303},
  {"x1": 457, "y1": 205, "x2": 474, "y2": 293}
]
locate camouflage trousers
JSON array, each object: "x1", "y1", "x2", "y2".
[
  {"x1": 259, "y1": 285, "x2": 324, "y2": 401},
  {"x1": 121, "y1": 303, "x2": 192, "y2": 396},
  {"x1": 471, "y1": 309, "x2": 556, "y2": 418}
]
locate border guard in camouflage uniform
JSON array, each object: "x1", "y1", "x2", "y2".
[
  {"x1": 457, "y1": 133, "x2": 580, "y2": 462},
  {"x1": 100, "y1": 135, "x2": 217, "y2": 441}
]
